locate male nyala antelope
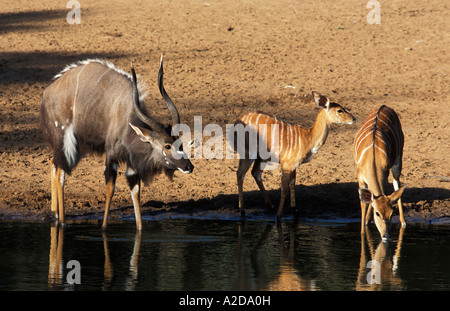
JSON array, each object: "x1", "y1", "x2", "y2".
[
  {"x1": 354, "y1": 105, "x2": 405, "y2": 241},
  {"x1": 40, "y1": 56, "x2": 194, "y2": 230},
  {"x1": 233, "y1": 91, "x2": 356, "y2": 219}
]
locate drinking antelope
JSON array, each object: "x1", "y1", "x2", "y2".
[
  {"x1": 354, "y1": 105, "x2": 405, "y2": 240},
  {"x1": 232, "y1": 91, "x2": 356, "y2": 219},
  {"x1": 40, "y1": 56, "x2": 194, "y2": 230}
]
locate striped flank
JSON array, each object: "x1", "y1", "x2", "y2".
[
  {"x1": 238, "y1": 112, "x2": 302, "y2": 162},
  {"x1": 354, "y1": 105, "x2": 404, "y2": 168}
]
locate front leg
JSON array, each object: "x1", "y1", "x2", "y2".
[
  {"x1": 102, "y1": 161, "x2": 118, "y2": 230},
  {"x1": 358, "y1": 176, "x2": 370, "y2": 234},
  {"x1": 277, "y1": 170, "x2": 292, "y2": 220},
  {"x1": 126, "y1": 167, "x2": 143, "y2": 231},
  {"x1": 360, "y1": 201, "x2": 369, "y2": 234},
  {"x1": 289, "y1": 169, "x2": 296, "y2": 209}
]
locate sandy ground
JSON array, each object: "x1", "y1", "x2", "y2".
[{"x1": 0, "y1": 0, "x2": 449, "y2": 224}]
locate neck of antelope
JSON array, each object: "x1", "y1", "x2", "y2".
[
  {"x1": 306, "y1": 109, "x2": 330, "y2": 152},
  {"x1": 365, "y1": 163, "x2": 386, "y2": 197}
]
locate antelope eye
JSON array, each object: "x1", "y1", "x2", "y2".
[
  {"x1": 337, "y1": 109, "x2": 343, "y2": 114},
  {"x1": 375, "y1": 211, "x2": 381, "y2": 218},
  {"x1": 164, "y1": 144, "x2": 171, "y2": 150}
]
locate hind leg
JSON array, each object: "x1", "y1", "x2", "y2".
[
  {"x1": 251, "y1": 158, "x2": 274, "y2": 208},
  {"x1": 50, "y1": 158, "x2": 65, "y2": 225},
  {"x1": 50, "y1": 158, "x2": 58, "y2": 219},
  {"x1": 277, "y1": 169, "x2": 293, "y2": 220},
  {"x1": 391, "y1": 159, "x2": 405, "y2": 227},
  {"x1": 237, "y1": 158, "x2": 254, "y2": 216}
]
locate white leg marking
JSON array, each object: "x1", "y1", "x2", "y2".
[
  {"x1": 52, "y1": 164, "x2": 57, "y2": 178},
  {"x1": 130, "y1": 184, "x2": 139, "y2": 217},
  {"x1": 393, "y1": 179, "x2": 400, "y2": 191},
  {"x1": 60, "y1": 170, "x2": 65, "y2": 186},
  {"x1": 177, "y1": 168, "x2": 191, "y2": 174}
]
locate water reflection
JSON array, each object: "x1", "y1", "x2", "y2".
[
  {"x1": 48, "y1": 221, "x2": 320, "y2": 291},
  {"x1": 356, "y1": 227, "x2": 405, "y2": 290},
  {"x1": 48, "y1": 225, "x2": 64, "y2": 287},
  {"x1": 8, "y1": 219, "x2": 445, "y2": 291},
  {"x1": 103, "y1": 230, "x2": 142, "y2": 290},
  {"x1": 235, "y1": 221, "x2": 318, "y2": 291},
  {"x1": 266, "y1": 222, "x2": 319, "y2": 291},
  {"x1": 48, "y1": 224, "x2": 143, "y2": 290}
]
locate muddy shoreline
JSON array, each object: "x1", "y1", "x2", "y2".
[{"x1": 0, "y1": 0, "x2": 449, "y2": 225}]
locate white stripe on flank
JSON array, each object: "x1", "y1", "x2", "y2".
[
  {"x1": 250, "y1": 113, "x2": 257, "y2": 125},
  {"x1": 96, "y1": 67, "x2": 111, "y2": 87},
  {"x1": 375, "y1": 131, "x2": 391, "y2": 151},
  {"x1": 259, "y1": 123, "x2": 267, "y2": 148},
  {"x1": 279, "y1": 121, "x2": 284, "y2": 155},
  {"x1": 287, "y1": 124, "x2": 292, "y2": 159},
  {"x1": 374, "y1": 144, "x2": 388, "y2": 158},
  {"x1": 63, "y1": 124, "x2": 77, "y2": 167},
  {"x1": 292, "y1": 125, "x2": 297, "y2": 154},
  {"x1": 73, "y1": 65, "x2": 87, "y2": 118},
  {"x1": 242, "y1": 114, "x2": 250, "y2": 124},
  {"x1": 271, "y1": 122, "x2": 279, "y2": 155},
  {"x1": 54, "y1": 59, "x2": 148, "y2": 101},
  {"x1": 286, "y1": 123, "x2": 290, "y2": 148},
  {"x1": 294, "y1": 126, "x2": 300, "y2": 153},
  {"x1": 356, "y1": 145, "x2": 372, "y2": 164},
  {"x1": 255, "y1": 113, "x2": 262, "y2": 127},
  {"x1": 360, "y1": 115, "x2": 376, "y2": 130},
  {"x1": 355, "y1": 130, "x2": 373, "y2": 154}
]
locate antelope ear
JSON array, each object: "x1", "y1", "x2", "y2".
[
  {"x1": 129, "y1": 123, "x2": 153, "y2": 143},
  {"x1": 359, "y1": 188, "x2": 374, "y2": 204},
  {"x1": 312, "y1": 91, "x2": 330, "y2": 109},
  {"x1": 389, "y1": 185, "x2": 406, "y2": 205}
]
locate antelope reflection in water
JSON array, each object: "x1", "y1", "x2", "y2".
[
  {"x1": 48, "y1": 224, "x2": 142, "y2": 290},
  {"x1": 48, "y1": 224, "x2": 64, "y2": 287},
  {"x1": 236, "y1": 222, "x2": 319, "y2": 291},
  {"x1": 267, "y1": 222, "x2": 319, "y2": 291},
  {"x1": 356, "y1": 227, "x2": 405, "y2": 290}
]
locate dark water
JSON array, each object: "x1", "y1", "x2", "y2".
[{"x1": 0, "y1": 218, "x2": 449, "y2": 291}]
